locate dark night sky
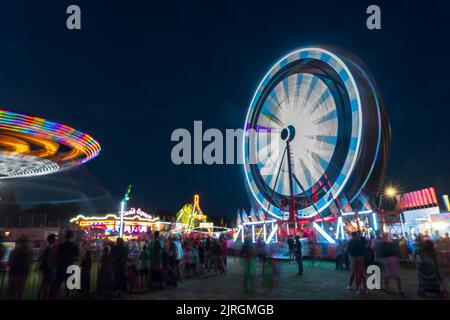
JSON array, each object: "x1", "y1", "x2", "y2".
[{"x1": 0, "y1": 0, "x2": 449, "y2": 217}]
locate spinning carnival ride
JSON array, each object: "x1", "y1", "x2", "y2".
[
  {"x1": 241, "y1": 47, "x2": 390, "y2": 241},
  {"x1": 0, "y1": 109, "x2": 101, "y2": 178}
]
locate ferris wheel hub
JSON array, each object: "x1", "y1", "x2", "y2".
[{"x1": 281, "y1": 125, "x2": 296, "y2": 142}]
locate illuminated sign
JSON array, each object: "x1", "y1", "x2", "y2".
[
  {"x1": 396, "y1": 187, "x2": 439, "y2": 211},
  {"x1": 199, "y1": 222, "x2": 213, "y2": 229}
]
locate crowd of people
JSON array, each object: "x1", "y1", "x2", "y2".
[
  {"x1": 1, "y1": 228, "x2": 449, "y2": 299},
  {"x1": 0, "y1": 229, "x2": 231, "y2": 300},
  {"x1": 333, "y1": 231, "x2": 449, "y2": 297}
]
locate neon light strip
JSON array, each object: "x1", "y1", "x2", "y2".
[
  {"x1": 266, "y1": 224, "x2": 278, "y2": 243},
  {"x1": 372, "y1": 212, "x2": 378, "y2": 231},
  {"x1": 233, "y1": 226, "x2": 242, "y2": 242},
  {"x1": 313, "y1": 222, "x2": 336, "y2": 244},
  {"x1": 70, "y1": 214, "x2": 159, "y2": 223},
  {"x1": 0, "y1": 109, "x2": 101, "y2": 166},
  {"x1": 242, "y1": 219, "x2": 277, "y2": 226},
  {"x1": 335, "y1": 217, "x2": 342, "y2": 239},
  {"x1": 340, "y1": 210, "x2": 373, "y2": 216}
]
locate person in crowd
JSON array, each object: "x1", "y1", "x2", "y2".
[
  {"x1": 183, "y1": 243, "x2": 196, "y2": 278},
  {"x1": 213, "y1": 238, "x2": 224, "y2": 274},
  {"x1": 256, "y1": 237, "x2": 267, "y2": 265},
  {"x1": 111, "y1": 238, "x2": 128, "y2": 297},
  {"x1": 127, "y1": 263, "x2": 141, "y2": 293},
  {"x1": 192, "y1": 241, "x2": 200, "y2": 276},
  {"x1": 80, "y1": 250, "x2": 92, "y2": 297},
  {"x1": 347, "y1": 232, "x2": 367, "y2": 294},
  {"x1": 50, "y1": 230, "x2": 80, "y2": 299},
  {"x1": 241, "y1": 237, "x2": 256, "y2": 296},
  {"x1": 379, "y1": 233, "x2": 404, "y2": 295},
  {"x1": 287, "y1": 235, "x2": 295, "y2": 264},
  {"x1": 262, "y1": 256, "x2": 275, "y2": 294},
  {"x1": 433, "y1": 230, "x2": 442, "y2": 242},
  {"x1": 294, "y1": 235, "x2": 303, "y2": 276},
  {"x1": 365, "y1": 234, "x2": 375, "y2": 267},
  {"x1": 0, "y1": 235, "x2": 4, "y2": 265},
  {"x1": 220, "y1": 236, "x2": 228, "y2": 271},
  {"x1": 307, "y1": 237, "x2": 315, "y2": 266},
  {"x1": 198, "y1": 241, "x2": 205, "y2": 274},
  {"x1": 97, "y1": 246, "x2": 114, "y2": 296},
  {"x1": 206, "y1": 237, "x2": 214, "y2": 272},
  {"x1": 37, "y1": 233, "x2": 57, "y2": 300},
  {"x1": 162, "y1": 240, "x2": 170, "y2": 272},
  {"x1": 399, "y1": 236, "x2": 410, "y2": 261},
  {"x1": 8, "y1": 235, "x2": 32, "y2": 300},
  {"x1": 149, "y1": 231, "x2": 163, "y2": 289},
  {"x1": 443, "y1": 233, "x2": 450, "y2": 245},
  {"x1": 138, "y1": 244, "x2": 149, "y2": 288},
  {"x1": 415, "y1": 239, "x2": 446, "y2": 297},
  {"x1": 335, "y1": 240, "x2": 345, "y2": 270},
  {"x1": 0, "y1": 235, "x2": 5, "y2": 296},
  {"x1": 172, "y1": 236, "x2": 184, "y2": 281}
]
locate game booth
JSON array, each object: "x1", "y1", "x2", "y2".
[{"x1": 70, "y1": 208, "x2": 171, "y2": 241}]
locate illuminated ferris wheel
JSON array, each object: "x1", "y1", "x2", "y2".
[{"x1": 243, "y1": 47, "x2": 390, "y2": 221}]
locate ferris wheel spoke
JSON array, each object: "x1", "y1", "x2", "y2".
[
  {"x1": 303, "y1": 75, "x2": 320, "y2": 108},
  {"x1": 307, "y1": 134, "x2": 337, "y2": 146},
  {"x1": 260, "y1": 109, "x2": 284, "y2": 128},
  {"x1": 310, "y1": 151, "x2": 332, "y2": 172},
  {"x1": 312, "y1": 109, "x2": 338, "y2": 125},
  {"x1": 292, "y1": 173, "x2": 326, "y2": 222},
  {"x1": 274, "y1": 81, "x2": 289, "y2": 105},
  {"x1": 265, "y1": 145, "x2": 287, "y2": 213},
  {"x1": 298, "y1": 158, "x2": 314, "y2": 188}
]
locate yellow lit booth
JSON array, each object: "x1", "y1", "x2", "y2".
[{"x1": 70, "y1": 208, "x2": 170, "y2": 240}]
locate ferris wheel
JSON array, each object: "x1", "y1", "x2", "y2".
[{"x1": 243, "y1": 47, "x2": 390, "y2": 221}]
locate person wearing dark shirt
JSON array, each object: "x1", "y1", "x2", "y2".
[
  {"x1": 50, "y1": 230, "x2": 80, "y2": 299},
  {"x1": 294, "y1": 236, "x2": 303, "y2": 275},
  {"x1": 287, "y1": 235, "x2": 295, "y2": 264},
  {"x1": 8, "y1": 236, "x2": 32, "y2": 300},
  {"x1": 111, "y1": 238, "x2": 128, "y2": 296},
  {"x1": 37, "y1": 234, "x2": 57, "y2": 300},
  {"x1": 347, "y1": 232, "x2": 367, "y2": 294},
  {"x1": 97, "y1": 246, "x2": 114, "y2": 296}
]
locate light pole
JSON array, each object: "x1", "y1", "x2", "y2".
[
  {"x1": 377, "y1": 185, "x2": 399, "y2": 233},
  {"x1": 119, "y1": 185, "x2": 132, "y2": 238}
]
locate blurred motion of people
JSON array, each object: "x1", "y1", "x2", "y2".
[
  {"x1": 37, "y1": 233, "x2": 56, "y2": 300},
  {"x1": 97, "y1": 246, "x2": 114, "y2": 296},
  {"x1": 287, "y1": 235, "x2": 295, "y2": 264},
  {"x1": 347, "y1": 232, "x2": 367, "y2": 294},
  {"x1": 111, "y1": 238, "x2": 128, "y2": 297},
  {"x1": 241, "y1": 237, "x2": 256, "y2": 296},
  {"x1": 50, "y1": 229, "x2": 80, "y2": 299},
  {"x1": 149, "y1": 231, "x2": 163, "y2": 289},
  {"x1": 80, "y1": 251, "x2": 92, "y2": 296},
  {"x1": 294, "y1": 236, "x2": 303, "y2": 276},
  {"x1": 415, "y1": 240, "x2": 446, "y2": 297},
  {"x1": 8, "y1": 235, "x2": 32, "y2": 300},
  {"x1": 138, "y1": 244, "x2": 149, "y2": 288},
  {"x1": 379, "y1": 233, "x2": 404, "y2": 295}
]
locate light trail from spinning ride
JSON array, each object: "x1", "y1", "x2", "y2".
[{"x1": 0, "y1": 109, "x2": 101, "y2": 179}]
